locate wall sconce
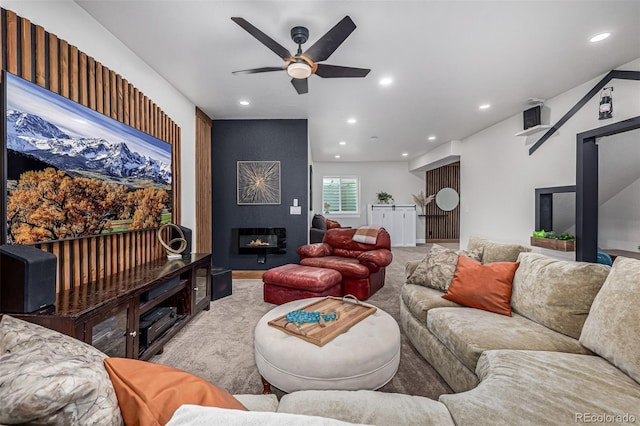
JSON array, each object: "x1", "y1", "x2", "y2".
[{"x1": 599, "y1": 86, "x2": 613, "y2": 120}]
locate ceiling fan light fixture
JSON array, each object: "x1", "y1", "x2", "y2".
[{"x1": 287, "y1": 62, "x2": 312, "y2": 79}]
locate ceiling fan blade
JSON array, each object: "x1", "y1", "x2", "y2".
[
  {"x1": 315, "y1": 64, "x2": 370, "y2": 78},
  {"x1": 291, "y1": 78, "x2": 308, "y2": 94},
  {"x1": 232, "y1": 67, "x2": 285, "y2": 75},
  {"x1": 303, "y1": 16, "x2": 356, "y2": 62},
  {"x1": 231, "y1": 17, "x2": 292, "y2": 59}
]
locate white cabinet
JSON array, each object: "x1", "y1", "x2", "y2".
[{"x1": 368, "y1": 204, "x2": 416, "y2": 247}]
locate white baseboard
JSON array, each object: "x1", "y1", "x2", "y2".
[{"x1": 416, "y1": 239, "x2": 426, "y2": 244}]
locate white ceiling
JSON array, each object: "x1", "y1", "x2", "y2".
[{"x1": 74, "y1": 1, "x2": 640, "y2": 163}]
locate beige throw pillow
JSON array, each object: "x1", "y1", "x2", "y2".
[
  {"x1": 511, "y1": 252, "x2": 610, "y2": 339},
  {"x1": 467, "y1": 237, "x2": 531, "y2": 264},
  {"x1": 0, "y1": 315, "x2": 123, "y2": 425},
  {"x1": 406, "y1": 244, "x2": 483, "y2": 291},
  {"x1": 579, "y1": 256, "x2": 640, "y2": 384}
]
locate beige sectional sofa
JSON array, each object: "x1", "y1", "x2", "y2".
[
  {"x1": 401, "y1": 238, "x2": 640, "y2": 425},
  {"x1": 2, "y1": 238, "x2": 639, "y2": 425}
]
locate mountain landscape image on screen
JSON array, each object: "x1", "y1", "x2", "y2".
[
  {"x1": 4, "y1": 72, "x2": 172, "y2": 244},
  {"x1": 6, "y1": 110, "x2": 171, "y2": 185}
]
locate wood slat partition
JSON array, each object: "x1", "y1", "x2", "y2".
[
  {"x1": 69, "y1": 45, "x2": 78, "y2": 101},
  {"x1": 35, "y1": 26, "x2": 46, "y2": 87},
  {"x1": 0, "y1": 7, "x2": 182, "y2": 292},
  {"x1": 79, "y1": 52, "x2": 88, "y2": 105},
  {"x1": 32, "y1": 229, "x2": 165, "y2": 293},
  {"x1": 6, "y1": 10, "x2": 18, "y2": 74},
  {"x1": 195, "y1": 108, "x2": 212, "y2": 253},
  {"x1": 425, "y1": 162, "x2": 460, "y2": 242},
  {"x1": 59, "y1": 39, "x2": 69, "y2": 97},
  {"x1": 49, "y1": 33, "x2": 59, "y2": 92},
  {"x1": 20, "y1": 18, "x2": 31, "y2": 81}
]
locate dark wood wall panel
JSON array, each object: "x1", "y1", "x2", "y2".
[
  {"x1": 195, "y1": 108, "x2": 212, "y2": 252},
  {"x1": 425, "y1": 162, "x2": 460, "y2": 241},
  {"x1": 0, "y1": 7, "x2": 183, "y2": 292}
]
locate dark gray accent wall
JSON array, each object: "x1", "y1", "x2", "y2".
[{"x1": 211, "y1": 119, "x2": 308, "y2": 269}]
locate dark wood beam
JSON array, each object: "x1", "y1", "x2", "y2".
[{"x1": 529, "y1": 70, "x2": 640, "y2": 155}]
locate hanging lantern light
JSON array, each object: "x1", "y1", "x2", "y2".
[{"x1": 599, "y1": 86, "x2": 613, "y2": 120}]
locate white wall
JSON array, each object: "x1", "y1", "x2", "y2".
[
  {"x1": 599, "y1": 177, "x2": 640, "y2": 252},
  {"x1": 0, "y1": 1, "x2": 198, "y2": 244},
  {"x1": 454, "y1": 58, "x2": 640, "y2": 250},
  {"x1": 312, "y1": 161, "x2": 425, "y2": 234}
]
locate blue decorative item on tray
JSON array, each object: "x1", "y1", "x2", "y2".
[{"x1": 286, "y1": 310, "x2": 338, "y2": 325}]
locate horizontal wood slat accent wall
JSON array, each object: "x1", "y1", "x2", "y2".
[
  {"x1": 195, "y1": 108, "x2": 212, "y2": 253},
  {"x1": 425, "y1": 162, "x2": 460, "y2": 241},
  {"x1": 0, "y1": 7, "x2": 182, "y2": 292}
]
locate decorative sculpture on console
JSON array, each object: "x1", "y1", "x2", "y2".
[{"x1": 157, "y1": 223, "x2": 188, "y2": 259}]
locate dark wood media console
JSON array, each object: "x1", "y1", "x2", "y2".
[{"x1": 13, "y1": 253, "x2": 211, "y2": 360}]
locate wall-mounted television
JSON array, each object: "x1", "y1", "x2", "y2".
[{"x1": 1, "y1": 71, "x2": 172, "y2": 244}]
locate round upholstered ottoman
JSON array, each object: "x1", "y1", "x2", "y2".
[{"x1": 254, "y1": 297, "x2": 401, "y2": 393}]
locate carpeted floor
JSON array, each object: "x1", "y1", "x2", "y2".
[{"x1": 152, "y1": 245, "x2": 453, "y2": 399}]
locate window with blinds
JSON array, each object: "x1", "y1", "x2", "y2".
[{"x1": 322, "y1": 176, "x2": 359, "y2": 214}]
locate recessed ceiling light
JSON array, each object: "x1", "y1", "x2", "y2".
[
  {"x1": 339, "y1": 141, "x2": 347, "y2": 145},
  {"x1": 335, "y1": 155, "x2": 341, "y2": 159},
  {"x1": 239, "y1": 100, "x2": 250, "y2": 106},
  {"x1": 402, "y1": 152, "x2": 409, "y2": 157},
  {"x1": 428, "y1": 135, "x2": 436, "y2": 141},
  {"x1": 589, "y1": 32, "x2": 611, "y2": 43},
  {"x1": 479, "y1": 104, "x2": 491, "y2": 110},
  {"x1": 379, "y1": 77, "x2": 393, "y2": 86},
  {"x1": 347, "y1": 118, "x2": 357, "y2": 124}
]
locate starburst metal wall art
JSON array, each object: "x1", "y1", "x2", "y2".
[{"x1": 237, "y1": 161, "x2": 281, "y2": 205}]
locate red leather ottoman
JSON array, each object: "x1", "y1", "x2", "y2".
[{"x1": 263, "y1": 264, "x2": 342, "y2": 305}]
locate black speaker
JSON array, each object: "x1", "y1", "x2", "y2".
[
  {"x1": 211, "y1": 267, "x2": 232, "y2": 300},
  {"x1": 523, "y1": 105, "x2": 542, "y2": 130},
  {"x1": 171, "y1": 225, "x2": 192, "y2": 257},
  {"x1": 0, "y1": 244, "x2": 57, "y2": 313}
]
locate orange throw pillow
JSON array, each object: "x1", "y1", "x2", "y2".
[
  {"x1": 103, "y1": 358, "x2": 246, "y2": 426},
  {"x1": 442, "y1": 256, "x2": 520, "y2": 316}
]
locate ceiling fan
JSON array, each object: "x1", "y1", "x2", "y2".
[{"x1": 231, "y1": 16, "x2": 371, "y2": 94}]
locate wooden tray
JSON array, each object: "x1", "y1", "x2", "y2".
[{"x1": 268, "y1": 296, "x2": 377, "y2": 347}]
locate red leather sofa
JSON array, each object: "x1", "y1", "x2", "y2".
[{"x1": 296, "y1": 227, "x2": 393, "y2": 300}]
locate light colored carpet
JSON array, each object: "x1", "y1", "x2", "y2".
[{"x1": 152, "y1": 245, "x2": 453, "y2": 399}]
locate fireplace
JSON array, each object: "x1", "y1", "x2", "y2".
[{"x1": 232, "y1": 228, "x2": 286, "y2": 255}]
